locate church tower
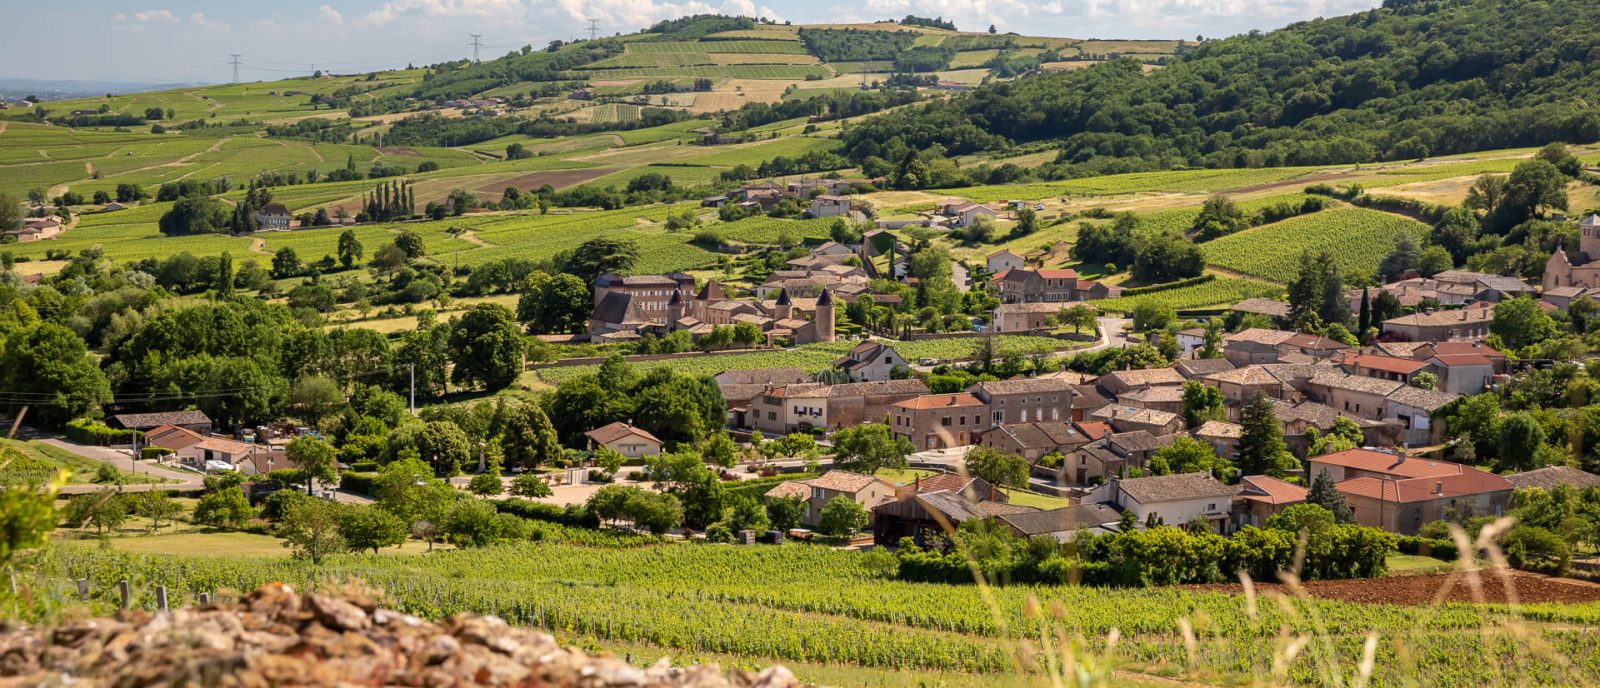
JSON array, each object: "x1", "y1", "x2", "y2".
[{"x1": 774, "y1": 288, "x2": 793, "y2": 321}]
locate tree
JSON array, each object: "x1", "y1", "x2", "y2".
[
  {"x1": 564, "y1": 237, "x2": 640, "y2": 282},
  {"x1": 766, "y1": 495, "x2": 806, "y2": 532},
  {"x1": 516, "y1": 273, "x2": 591, "y2": 335},
  {"x1": 1199, "y1": 319, "x2": 1222, "y2": 359},
  {"x1": 375, "y1": 457, "x2": 456, "y2": 524},
  {"x1": 1237, "y1": 393, "x2": 1296, "y2": 478},
  {"x1": 818, "y1": 496, "x2": 868, "y2": 538},
  {"x1": 0, "y1": 192, "x2": 21, "y2": 232},
  {"x1": 1180, "y1": 380, "x2": 1227, "y2": 428},
  {"x1": 1149, "y1": 437, "x2": 1230, "y2": 479},
  {"x1": 286, "y1": 435, "x2": 338, "y2": 495},
  {"x1": 1492, "y1": 296, "x2": 1558, "y2": 351},
  {"x1": 831, "y1": 424, "x2": 912, "y2": 474},
  {"x1": 1409, "y1": 371, "x2": 1439, "y2": 391},
  {"x1": 440, "y1": 499, "x2": 526, "y2": 548},
  {"x1": 493, "y1": 398, "x2": 562, "y2": 471},
  {"x1": 1497, "y1": 412, "x2": 1547, "y2": 473},
  {"x1": 337, "y1": 505, "x2": 408, "y2": 554},
  {"x1": 1287, "y1": 250, "x2": 1341, "y2": 327},
  {"x1": 965, "y1": 446, "x2": 1030, "y2": 488},
  {"x1": 394, "y1": 229, "x2": 425, "y2": 259},
  {"x1": 448, "y1": 304, "x2": 523, "y2": 390},
  {"x1": 279, "y1": 497, "x2": 346, "y2": 564},
  {"x1": 0, "y1": 481, "x2": 58, "y2": 571},
  {"x1": 64, "y1": 493, "x2": 127, "y2": 534},
  {"x1": 0, "y1": 323, "x2": 111, "y2": 427},
  {"x1": 1494, "y1": 160, "x2": 1568, "y2": 229},
  {"x1": 468, "y1": 472, "x2": 504, "y2": 496},
  {"x1": 337, "y1": 230, "x2": 364, "y2": 269},
  {"x1": 1306, "y1": 469, "x2": 1354, "y2": 523},
  {"x1": 271, "y1": 247, "x2": 302, "y2": 279},
  {"x1": 158, "y1": 195, "x2": 227, "y2": 235},
  {"x1": 193, "y1": 487, "x2": 256, "y2": 529},
  {"x1": 290, "y1": 376, "x2": 344, "y2": 426},
  {"x1": 510, "y1": 473, "x2": 553, "y2": 498},
  {"x1": 703, "y1": 432, "x2": 738, "y2": 468},
  {"x1": 132, "y1": 491, "x2": 182, "y2": 533},
  {"x1": 1192, "y1": 194, "x2": 1248, "y2": 240}
]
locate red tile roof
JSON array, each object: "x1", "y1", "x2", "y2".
[
  {"x1": 1309, "y1": 449, "x2": 1462, "y2": 479},
  {"x1": 1075, "y1": 421, "x2": 1111, "y2": 441},
  {"x1": 1237, "y1": 475, "x2": 1308, "y2": 505},
  {"x1": 892, "y1": 393, "x2": 985, "y2": 410},
  {"x1": 1038, "y1": 268, "x2": 1079, "y2": 280},
  {"x1": 1345, "y1": 354, "x2": 1429, "y2": 375},
  {"x1": 1428, "y1": 354, "x2": 1496, "y2": 367},
  {"x1": 1337, "y1": 470, "x2": 1513, "y2": 503}
]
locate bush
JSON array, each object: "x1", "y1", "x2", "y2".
[
  {"x1": 1500, "y1": 525, "x2": 1569, "y2": 574},
  {"x1": 1395, "y1": 534, "x2": 1460, "y2": 561},
  {"x1": 350, "y1": 460, "x2": 379, "y2": 472},
  {"x1": 337, "y1": 472, "x2": 379, "y2": 496},
  {"x1": 490, "y1": 498, "x2": 598, "y2": 529},
  {"x1": 140, "y1": 446, "x2": 172, "y2": 460}
]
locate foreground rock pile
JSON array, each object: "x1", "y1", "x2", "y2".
[{"x1": 0, "y1": 583, "x2": 802, "y2": 687}]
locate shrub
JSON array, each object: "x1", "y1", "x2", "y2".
[
  {"x1": 65, "y1": 419, "x2": 133, "y2": 446},
  {"x1": 337, "y1": 472, "x2": 379, "y2": 496}
]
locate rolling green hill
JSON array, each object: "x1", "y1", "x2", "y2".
[{"x1": 840, "y1": 0, "x2": 1600, "y2": 181}]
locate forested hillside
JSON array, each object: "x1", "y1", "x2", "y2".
[{"x1": 841, "y1": 0, "x2": 1600, "y2": 181}]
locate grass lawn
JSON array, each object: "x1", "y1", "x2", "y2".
[
  {"x1": 1386, "y1": 553, "x2": 1455, "y2": 576},
  {"x1": 874, "y1": 468, "x2": 935, "y2": 485},
  {"x1": 59, "y1": 529, "x2": 443, "y2": 558},
  {"x1": 4, "y1": 439, "x2": 172, "y2": 485},
  {"x1": 999, "y1": 488, "x2": 1070, "y2": 509}
]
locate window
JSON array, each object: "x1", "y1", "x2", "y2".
[
  {"x1": 992, "y1": 411, "x2": 1002, "y2": 423},
  {"x1": 768, "y1": 411, "x2": 777, "y2": 421},
  {"x1": 941, "y1": 417, "x2": 952, "y2": 427}
]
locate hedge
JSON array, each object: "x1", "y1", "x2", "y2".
[
  {"x1": 1118, "y1": 274, "x2": 1216, "y2": 297},
  {"x1": 338, "y1": 472, "x2": 378, "y2": 496},
  {"x1": 491, "y1": 498, "x2": 599, "y2": 529},
  {"x1": 1396, "y1": 535, "x2": 1460, "y2": 561},
  {"x1": 64, "y1": 419, "x2": 134, "y2": 446},
  {"x1": 140, "y1": 446, "x2": 172, "y2": 460}
]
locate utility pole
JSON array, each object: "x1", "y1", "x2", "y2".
[
  {"x1": 407, "y1": 363, "x2": 416, "y2": 415},
  {"x1": 587, "y1": 18, "x2": 600, "y2": 42},
  {"x1": 469, "y1": 34, "x2": 484, "y2": 63},
  {"x1": 228, "y1": 54, "x2": 242, "y2": 83}
]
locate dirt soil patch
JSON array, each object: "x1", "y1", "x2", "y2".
[
  {"x1": 1189, "y1": 571, "x2": 1600, "y2": 606},
  {"x1": 470, "y1": 168, "x2": 616, "y2": 195},
  {"x1": 375, "y1": 146, "x2": 419, "y2": 156}
]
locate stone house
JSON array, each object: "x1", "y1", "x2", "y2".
[
  {"x1": 977, "y1": 421, "x2": 1087, "y2": 462},
  {"x1": 832, "y1": 341, "x2": 905, "y2": 382},
  {"x1": 967, "y1": 377, "x2": 1079, "y2": 427},
  {"x1": 764, "y1": 470, "x2": 897, "y2": 528},
  {"x1": 584, "y1": 422, "x2": 662, "y2": 459},
  {"x1": 1091, "y1": 472, "x2": 1236, "y2": 532},
  {"x1": 889, "y1": 393, "x2": 988, "y2": 450},
  {"x1": 747, "y1": 379, "x2": 929, "y2": 435}
]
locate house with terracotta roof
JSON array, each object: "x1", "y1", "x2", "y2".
[
  {"x1": 1506, "y1": 466, "x2": 1600, "y2": 491},
  {"x1": 992, "y1": 267, "x2": 1120, "y2": 304},
  {"x1": 1341, "y1": 353, "x2": 1430, "y2": 386},
  {"x1": 1117, "y1": 384, "x2": 1185, "y2": 415},
  {"x1": 1097, "y1": 367, "x2": 1185, "y2": 398},
  {"x1": 1417, "y1": 344, "x2": 1503, "y2": 394},
  {"x1": 1231, "y1": 475, "x2": 1308, "y2": 529},
  {"x1": 1223, "y1": 329, "x2": 1351, "y2": 367},
  {"x1": 967, "y1": 377, "x2": 1079, "y2": 426},
  {"x1": 1176, "y1": 357, "x2": 1235, "y2": 380},
  {"x1": 763, "y1": 470, "x2": 896, "y2": 528},
  {"x1": 1311, "y1": 448, "x2": 1511, "y2": 534},
  {"x1": 255, "y1": 202, "x2": 292, "y2": 230},
  {"x1": 584, "y1": 422, "x2": 663, "y2": 458},
  {"x1": 144, "y1": 424, "x2": 258, "y2": 473},
  {"x1": 986, "y1": 249, "x2": 1024, "y2": 275},
  {"x1": 110, "y1": 410, "x2": 213, "y2": 434},
  {"x1": 1381, "y1": 306, "x2": 1494, "y2": 342},
  {"x1": 1089, "y1": 405, "x2": 1185, "y2": 436},
  {"x1": 1192, "y1": 421, "x2": 1243, "y2": 460},
  {"x1": 870, "y1": 473, "x2": 1022, "y2": 545},
  {"x1": 890, "y1": 393, "x2": 989, "y2": 450},
  {"x1": 1230, "y1": 298, "x2": 1292, "y2": 323},
  {"x1": 831, "y1": 341, "x2": 905, "y2": 382},
  {"x1": 996, "y1": 504, "x2": 1122, "y2": 541},
  {"x1": 978, "y1": 421, "x2": 1088, "y2": 462},
  {"x1": 747, "y1": 379, "x2": 929, "y2": 435},
  {"x1": 1202, "y1": 366, "x2": 1291, "y2": 413},
  {"x1": 1091, "y1": 472, "x2": 1236, "y2": 531}
]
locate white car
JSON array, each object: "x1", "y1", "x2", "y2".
[{"x1": 204, "y1": 460, "x2": 236, "y2": 474}]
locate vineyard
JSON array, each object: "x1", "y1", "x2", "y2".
[
  {"x1": 1090, "y1": 277, "x2": 1283, "y2": 313},
  {"x1": 942, "y1": 167, "x2": 1320, "y2": 203},
  {"x1": 533, "y1": 336, "x2": 1074, "y2": 384},
  {"x1": 575, "y1": 65, "x2": 831, "y2": 80},
  {"x1": 1201, "y1": 208, "x2": 1430, "y2": 283},
  {"x1": 36, "y1": 543, "x2": 1600, "y2": 687}
]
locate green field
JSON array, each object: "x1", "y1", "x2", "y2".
[
  {"x1": 39, "y1": 542, "x2": 1600, "y2": 687},
  {"x1": 576, "y1": 65, "x2": 830, "y2": 80},
  {"x1": 940, "y1": 167, "x2": 1321, "y2": 202},
  {"x1": 1201, "y1": 208, "x2": 1431, "y2": 283}
]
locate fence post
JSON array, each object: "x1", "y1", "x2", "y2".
[
  {"x1": 118, "y1": 580, "x2": 130, "y2": 610},
  {"x1": 75, "y1": 578, "x2": 88, "y2": 601},
  {"x1": 199, "y1": 592, "x2": 211, "y2": 605},
  {"x1": 156, "y1": 586, "x2": 168, "y2": 612}
]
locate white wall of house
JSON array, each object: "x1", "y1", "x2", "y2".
[{"x1": 1118, "y1": 493, "x2": 1229, "y2": 530}]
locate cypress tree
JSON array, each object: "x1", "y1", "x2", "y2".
[
  {"x1": 1237, "y1": 393, "x2": 1295, "y2": 478},
  {"x1": 1307, "y1": 468, "x2": 1355, "y2": 523},
  {"x1": 1357, "y1": 288, "x2": 1371, "y2": 335}
]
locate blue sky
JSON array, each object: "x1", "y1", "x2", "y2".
[{"x1": 3, "y1": 0, "x2": 1382, "y2": 83}]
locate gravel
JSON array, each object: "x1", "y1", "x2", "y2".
[{"x1": 0, "y1": 582, "x2": 804, "y2": 687}]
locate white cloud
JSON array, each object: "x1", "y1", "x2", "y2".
[
  {"x1": 189, "y1": 12, "x2": 230, "y2": 30},
  {"x1": 131, "y1": 9, "x2": 178, "y2": 23},
  {"x1": 358, "y1": 0, "x2": 526, "y2": 27},
  {"x1": 319, "y1": 5, "x2": 345, "y2": 25}
]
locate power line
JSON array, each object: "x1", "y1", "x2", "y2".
[
  {"x1": 469, "y1": 33, "x2": 484, "y2": 63},
  {"x1": 586, "y1": 18, "x2": 601, "y2": 42},
  {"x1": 228, "y1": 54, "x2": 242, "y2": 83}
]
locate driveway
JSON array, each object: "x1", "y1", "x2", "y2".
[{"x1": 34, "y1": 438, "x2": 203, "y2": 491}]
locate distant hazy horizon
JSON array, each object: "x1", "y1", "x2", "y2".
[{"x1": 4, "y1": 0, "x2": 1381, "y2": 84}]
